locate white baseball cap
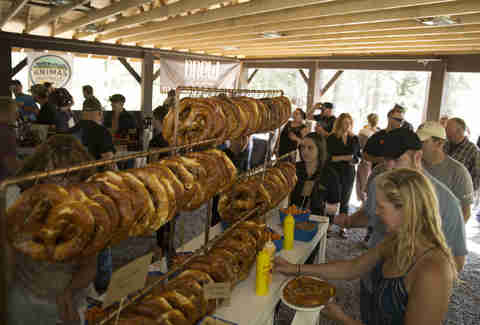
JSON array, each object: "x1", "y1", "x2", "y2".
[{"x1": 416, "y1": 121, "x2": 446, "y2": 141}]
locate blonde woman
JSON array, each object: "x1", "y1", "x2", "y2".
[
  {"x1": 275, "y1": 168, "x2": 457, "y2": 325},
  {"x1": 327, "y1": 113, "x2": 360, "y2": 237}
]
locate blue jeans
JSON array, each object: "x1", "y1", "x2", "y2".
[{"x1": 94, "y1": 247, "x2": 112, "y2": 294}]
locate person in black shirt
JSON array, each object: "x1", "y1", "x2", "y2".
[
  {"x1": 69, "y1": 98, "x2": 116, "y2": 164},
  {"x1": 49, "y1": 88, "x2": 77, "y2": 132},
  {"x1": 314, "y1": 102, "x2": 336, "y2": 136},
  {"x1": 363, "y1": 104, "x2": 406, "y2": 167},
  {"x1": 31, "y1": 84, "x2": 58, "y2": 126},
  {"x1": 109, "y1": 94, "x2": 137, "y2": 137},
  {"x1": 290, "y1": 132, "x2": 341, "y2": 222},
  {"x1": 149, "y1": 105, "x2": 170, "y2": 161},
  {"x1": 327, "y1": 113, "x2": 360, "y2": 238},
  {"x1": 278, "y1": 108, "x2": 307, "y2": 158}
]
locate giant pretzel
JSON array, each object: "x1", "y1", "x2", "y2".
[
  {"x1": 162, "y1": 95, "x2": 291, "y2": 146},
  {"x1": 7, "y1": 149, "x2": 237, "y2": 261},
  {"x1": 103, "y1": 221, "x2": 268, "y2": 325}
]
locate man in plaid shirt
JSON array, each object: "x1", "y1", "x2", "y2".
[{"x1": 445, "y1": 117, "x2": 480, "y2": 192}]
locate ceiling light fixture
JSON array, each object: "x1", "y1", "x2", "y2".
[
  {"x1": 262, "y1": 31, "x2": 286, "y2": 39},
  {"x1": 416, "y1": 16, "x2": 459, "y2": 26},
  {"x1": 84, "y1": 23, "x2": 100, "y2": 33},
  {"x1": 223, "y1": 46, "x2": 239, "y2": 51}
]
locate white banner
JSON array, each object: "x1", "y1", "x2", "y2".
[
  {"x1": 160, "y1": 57, "x2": 242, "y2": 89},
  {"x1": 27, "y1": 52, "x2": 74, "y2": 89}
]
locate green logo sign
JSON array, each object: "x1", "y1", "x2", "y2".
[{"x1": 29, "y1": 55, "x2": 72, "y2": 88}]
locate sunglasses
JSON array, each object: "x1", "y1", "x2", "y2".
[{"x1": 391, "y1": 117, "x2": 404, "y2": 123}]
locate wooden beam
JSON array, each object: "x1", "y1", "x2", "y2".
[
  {"x1": 425, "y1": 61, "x2": 447, "y2": 121},
  {"x1": 111, "y1": 0, "x2": 458, "y2": 43},
  {"x1": 100, "y1": 0, "x2": 436, "y2": 42},
  {"x1": 171, "y1": 24, "x2": 480, "y2": 51},
  {"x1": 239, "y1": 47, "x2": 480, "y2": 59},
  {"x1": 54, "y1": 0, "x2": 152, "y2": 36},
  {"x1": 306, "y1": 62, "x2": 318, "y2": 112},
  {"x1": 25, "y1": 0, "x2": 90, "y2": 33},
  {"x1": 153, "y1": 67, "x2": 161, "y2": 81},
  {"x1": 320, "y1": 70, "x2": 343, "y2": 97},
  {"x1": 219, "y1": 38, "x2": 480, "y2": 56},
  {"x1": 247, "y1": 68, "x2": 259, "y2": 84},
  {"x1": 10, "y1": 57, "x2": 27, "y2": 78},
  {"x1": 298, "y1": 69, "x2": 309, "y2": 84},
  {"x1": 202, "y1": 32, "x2": 480, "y2": 54},
  {"x1": 77, "y1": 0, "x2": 226, "y2": 39},
  {"x1": 136, "y1": 0, "x2": 480, "y2": 45},
  {"x1": 142, "y1": 52, "x2": 154, "y2": 119},
  {"x1": 0, "y1": 0, "x2": 30, "y2": 29},
  {"x1": 118, "y1": 57, "x2": 142, "y2": 83}
]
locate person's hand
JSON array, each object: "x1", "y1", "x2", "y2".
[
  {"x1": 273, "y1": 257, "x2": 296, "y2": 276},
  {"x1": 322, "y1": 301, "x2": 347, "y2": 322},
  {"x1": 57, "y1": 289, "x2": 80, "y2": 324},
  {"x1": 334, "y1": 213, "x2": 351, "y2": 228}
]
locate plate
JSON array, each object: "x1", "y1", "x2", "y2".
[{"x1": 280, "y1": 276, "x2": 336, "y2": 312}]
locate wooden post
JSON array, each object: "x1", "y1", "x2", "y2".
[
  {"x1": 247, "y1": 68, "x2": 259, "y2": 84},
  {"x1": 307, "y1": 62, "x2": 322, "y2": 114},
  {"x1": 1, "y1": 40, "x2": 12, "y2": 96},
  {"x1": 425, "y1": 61, "x2": 447, "y2": 121},
  {"x1": 237, "y1": 62, "x2": 249, "y2": 89},
  {"x1": 141, "y1": 52, "x2": 154, "y2": 117}
]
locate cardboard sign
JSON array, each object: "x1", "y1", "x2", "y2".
[
  {"x1": 103, "y1": 253, "x2": 153, "y2": 307},
  {"x1": 309, "y1": 215, "x2": 329, "y2": 224},
  {"x1": 302, "y1": 181, "x2": 314, "y2": 197},
  {"x1": 204, "y1": 282, "x2": 231, "y2": 306}
]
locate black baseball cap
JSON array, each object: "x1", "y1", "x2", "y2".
[
  {"x1": 109, "y1": 94, "x2": 125, "y2": 103},
  {"x1": 322, "y1": 102, "x2": 334, "y2": 110},
  {"x1": 382, "y1": 127, "x2": 422, "y2": 159}
]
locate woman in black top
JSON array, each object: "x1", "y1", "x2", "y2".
[
  {"x1": 278, "y1": 108, "x2": 307, "y2": 158},
  {"x1": 290, "y1": 132, "x2": 341, "y2": 221},
  {"x1": 327, "y1": 113, "x2": 360, "y2": 237}
]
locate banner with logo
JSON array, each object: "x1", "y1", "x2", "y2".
[
  {"x1": 160, "y1": 57, "x2": 242, "y2": 89},
  {"x1": 27, "y1": 52, "x2": 73, "y2": 88}
]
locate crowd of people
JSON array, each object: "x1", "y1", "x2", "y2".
[
  {"x1": 2, "y1": 83, "x2": 480, "y2": 325},
  {"x1": 276, "y1": 101, "x2": 478, "y2": 325}
]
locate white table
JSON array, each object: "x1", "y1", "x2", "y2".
[{"x1": 178, "y1": 212, "x2": 329, "y2": 325}]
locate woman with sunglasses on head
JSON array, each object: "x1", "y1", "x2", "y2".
[
  {"x1": 275, "y1": 168, "x2": 458, "y2": 325},
  {"x1": 327, "y1": 113, "x2": 361, "y2": 238},
  {"x1": 290, "y1": 132, "x2": 341, "y2": 231},
  {"x1": 278, "y1": 108, "x2": 308, "y2": 160}
]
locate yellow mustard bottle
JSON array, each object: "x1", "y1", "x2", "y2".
[
  {"x1": 263, "y1": 236, "x2": 276, "y2": 285},
  {"x1": 256, "y1": 249, "x2": 270, "y2": 296},
  {"x1": 283, "y1": 214, "x2": 295, "y2": 250}
]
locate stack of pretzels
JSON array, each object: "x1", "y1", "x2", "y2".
[
  {"x1": 7, "y1": 149, "x2": 237, "y2": 262},
  {"x1": 111, "y1": 220, "x2": 268, "y2": 325},
  {"x1": 162, "y1": 95, "x2": 292, "y2": 145},
  {"x1": 218, "y1": 162, "x2": 297, "y2": 224}
]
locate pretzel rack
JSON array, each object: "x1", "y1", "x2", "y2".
[{"x1": 0, "y1": 86, "x2": 288, "y2": 325}]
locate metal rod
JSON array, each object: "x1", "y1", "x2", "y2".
[
  {"x1": 0, "y1": 139, "x2": 217, "y2": 191},
  {"x1": 97, "y1": 205, "x2": 263, "y2": 325},
  {"x1": 204, "y1": 199, "x2": 213, "y2": 253},
  {"x1": 0, "y1": 187, "x2": 7, "y2": 325}
]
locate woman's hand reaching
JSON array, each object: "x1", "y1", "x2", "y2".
[{"x1": 273, "y1": 257, "x2": 297, "y2": 276}]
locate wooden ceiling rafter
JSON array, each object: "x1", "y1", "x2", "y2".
[
  {"x1": 136, "y1": 0, "x2": 480, "y2": 46},
  {"x1": 108, "y1": 0, "x2": 455, "y2": 44},
  {"x1": 185, "y1": 25, "x2": 480, "y2": 52},
  {"x1": 25, "y1": 0, "x2": 90, "y2": 33},
  {"x1": 75, "y1": 0, "x2": 229, "y2": 40},
  {"x1": 53, "y1": 0, "x2": 153, "y2": 36},
  {"x1": 99, "y1": 0, "x2": 336, "y2": 42},
  {"x1": 0, "y1": 0, "x2": 30, "y2": 29},
  {"x1": 163, "y1": 22, "x2": 480, "y2": 51}
]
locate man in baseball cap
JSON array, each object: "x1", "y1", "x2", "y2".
[{"x1": 417, "y1": 121, "x2": 474, "y2": 223}]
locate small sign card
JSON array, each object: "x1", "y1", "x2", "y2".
[
  {"x1": 309, "y1": 215, "x2": 329, "y2": 224},
  {"x1": 204, "y1": 282, "x2": 231, "y2": 306},
  {"x1": 103, "y1": 253, "x2": 153, "y2": 307}
]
